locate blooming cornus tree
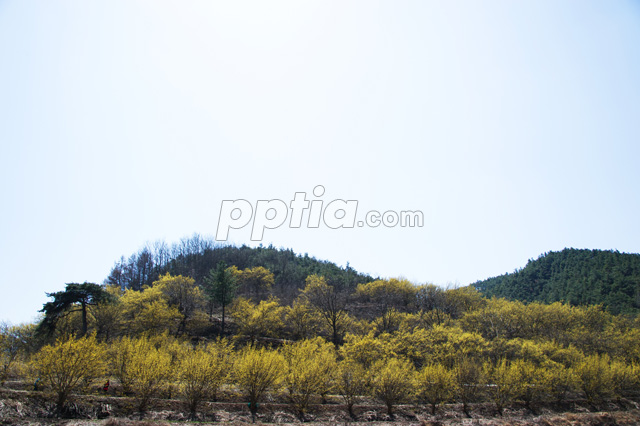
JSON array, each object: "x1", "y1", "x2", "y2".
[
  {"x1": 233, "y1": 346, "x2": 284, "y2": 419},
  {"x1": 178, "y1": 340, "x2": 231, "y2": 417},
  {"x1": 32, "y1": 333, "x2": 106, "y2": 412},
  {"x1": 416, "y1": 363, "x2": 456, "y2": 415},
  {"x1": 282, "y1": 337, "x2": 337, "y2": 419},
  {"x1": 369, "y1": 357, "x2": 415, "y2": 416}
]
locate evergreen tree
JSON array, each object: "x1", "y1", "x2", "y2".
[
  {"x1": 204, "y1": 261, "x2": 237, "y2": 336},
  {"x1": 38, "y1": 282, "x2": 114, "y2": 337}
]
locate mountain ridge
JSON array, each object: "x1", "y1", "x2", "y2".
[{"x1": 472, "y1": 248, "x2": 640, "y2": 315}]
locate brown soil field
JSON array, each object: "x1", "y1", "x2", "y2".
[{"x1": 2, "y1": 383, "x2": 640, "y2": 426}]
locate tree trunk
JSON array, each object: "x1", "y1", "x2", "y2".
[
  {"x1": 331, "y1": 317, "x2": 339, "y2": 346},
  {"x1": 462, "y1": 401, "x2": 471, "y2": 418},
  {"x1": 249, "y1": 399, "x2": 258, "y2": 422},
  {"x1": 189, "y1": 400, "x2": 199, "y2": 420},
  {"x1": 56, "y1": 390, "x2": 68, "y2": 413},
  {"x1": 81, "y1": 301, "x2": 88, "y2": 336},
  {"x1": 221, "y1": 303, "x2": 226, "y2": 336}
]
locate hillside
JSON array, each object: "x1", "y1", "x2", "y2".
[
  {"x1": 472, "y1": 248, "x2": 640, "y2": 314},
  {"x1": 7, "y1": 243, "x2": 640, "y2": 422},
  {"x1": 104, "y1": 235, "x2": 375, "y2": 301}
]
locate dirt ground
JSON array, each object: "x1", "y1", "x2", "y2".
[{"x1": 2, "y1": 385, "x2": 640, "y2": 426}]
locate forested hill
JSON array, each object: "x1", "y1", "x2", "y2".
[
  {"x1": 472, "y1": 248, "x2": 640, "y2": 315},
  {"x1": 104, "y1": 235, "x2": 374, "y2": 299}
]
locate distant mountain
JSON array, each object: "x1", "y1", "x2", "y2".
[{"x1": 472, "y1": 248, "x2": 640, "y2": 315}]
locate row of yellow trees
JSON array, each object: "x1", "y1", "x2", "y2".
[
  {"x1": 29, "y1": 333, "x2": 640, "y2": 419},
  {"x1": 44, "y1": 274, "x2": 640, "y2": 365},
  {"x1": 9, "y1": 272, "x2": 640, "y2": 420}
]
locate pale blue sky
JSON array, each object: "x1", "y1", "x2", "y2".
[{"x1": 1, "y1": 1, "x2": 639, "y2": 324}]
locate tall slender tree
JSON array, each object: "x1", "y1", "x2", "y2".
[{"x1": 204, "y1": 261, "x2": 237, "y2": 336}]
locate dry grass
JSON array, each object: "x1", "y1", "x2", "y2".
[{"x1": 2, "y1": 386, "x2": 640, "y2": 426}]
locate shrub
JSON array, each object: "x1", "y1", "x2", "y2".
[
  {"x1": 369, "y1": 357, "x2": 415, "y2": 416},
  {"x1": 233, "y1": 346, "x2": 284, "y2": 418},
  {"x1": 416, "y1": 363, "x2": 455, "y2": 414},
  {"x1": 32, "y1": 334, "x2": 105, "y2": 412},
  {"x1": 575, "y1": 354, "x2": 614, "y2": 404},
  {"x1": 178, "y1": 342, "x2": 230, "y2": 417},
  {"x1": 282, "y1": 338, "x2": 336, "y2": 419},
  {"x1": 335, "y1": 359, "x2": 367, "y2": 417}
]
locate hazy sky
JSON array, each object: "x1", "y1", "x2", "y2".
[{"x1": 1, "y1": 1, "x2": 639, "y2": 325}]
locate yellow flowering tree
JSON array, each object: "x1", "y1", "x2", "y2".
[
  {"x1": 483, "y1": 358, "x2": 523, "y2": 415},
  {"x1": 232, "y1": 266, "x2": 275, "y2": 299},
  {"x1": 282, "y1": 338, "x2": 337, "y2": 419},
  {"x1": 285, "y1": 299, "x2": 323, "y2": 340},
  {"x1": 546, "y1": 363, "x2": 579, "y2": 403},
  {"x1": 335, "y1": 359, "x2": 368, "y2": 418},
  {"x1": 177, "y1": 341, "x2": 231, "y2": 417},
  {"x1": 233, "y1": 346, "x2": 284, "y2": 418},
  {"x1": 231, "y1": 297, "x2": 285, "y2": 343},
  {"x1": 512, "y1": 359, "x2": 552, "y2": 411},
  {"x1": 108, "y1": 336, "x2": 137, "y2": 394},
  {"x1": 120, "y1": 287, "x2": 182, "y2": 336},
  {"x1": 1, "y1": 323, "x2": 34, "y2": 385},
  {"x1": 453, "y1": 356, "x2": 483, "y2": 417},
  {"x1": 369, "y1": 357, "x2": 415, "y2": 416},
  {"x1": 575, "y1": 354, "x2": 614, "y2": 404},
  {"x1": 108, "y1": 336, "x2": 171, "y2": 412},
  {"x1": 415, "y1": 363, "x2": 456, "y2": 415},
  {"x1": 32, "y1": 334, "x2": 106, "y2": 411},
  {"x1": 153, "y1": 273, "x2": 206, "y2": 335}
]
